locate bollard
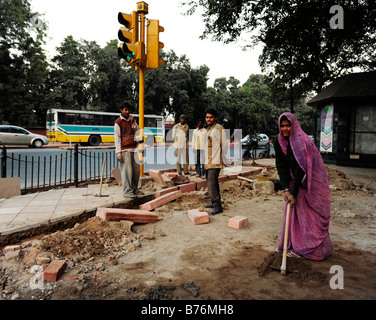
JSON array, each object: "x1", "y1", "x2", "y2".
[
  {"x1": 74, "y1": 143, "x2": 79, "y2": 187},
  {"x1": 1, "y1": 145, "x2": 6, "y2": 178}
]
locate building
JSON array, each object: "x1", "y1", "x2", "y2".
[{"x1": 307, "y1": 71, "x2": 376, "y2": 168}]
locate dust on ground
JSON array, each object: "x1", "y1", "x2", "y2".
[{"x1": 1, "y1": 165, "x2": 375, "y2": 300}]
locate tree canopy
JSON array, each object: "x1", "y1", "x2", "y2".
[
  {"x1": 182, "y1": 0, "x2": 376, "y2": 96},
  {"x1": 1, "y1": 0, "x2": 320, "y2": 138}
]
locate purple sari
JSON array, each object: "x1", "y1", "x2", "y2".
[{"x1": 277, "y1": 113, "x2": 333, "y2": 260}]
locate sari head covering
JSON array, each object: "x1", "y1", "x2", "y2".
[{"x1": 277, "y1": 112, "x2": 332, "y2": 260}]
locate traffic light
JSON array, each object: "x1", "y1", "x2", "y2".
[
  {"x1": 118, "y1": 11, "x2": 145, "y2": 67},
  {"x1": 146, "y1": 19, "x2": 164, "y2": 69}
]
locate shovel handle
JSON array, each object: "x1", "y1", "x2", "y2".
[{"x1": 281, "y1": 202, "x2": 291, "y2": 275}]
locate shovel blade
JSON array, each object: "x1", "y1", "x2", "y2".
[{"x1": 95, "y1": 194, "x2": 110, "y2": 197}]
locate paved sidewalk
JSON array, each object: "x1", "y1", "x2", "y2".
[{"x1": 0, "y1": 183, "x2": 129, "y2": 236}]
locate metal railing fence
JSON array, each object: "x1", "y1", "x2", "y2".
[{"x1": 1, "y1": 144, "x2": 117, "y2": 194}]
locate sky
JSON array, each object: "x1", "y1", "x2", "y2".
[{"x1": 30, "y1": 0, "x2": 263, "y2": 87}]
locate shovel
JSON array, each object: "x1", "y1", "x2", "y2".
[
  {"x1": 95, "y1": 158, "x2": 109, "y2": 197},
  {"x1": 270, "y1": 202, "x2": 299, "y2": 274},
  {"x1": 280, "y1": 202, "x2": 291, "y2": 275}
]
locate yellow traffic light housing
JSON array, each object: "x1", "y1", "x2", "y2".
[
  {"x1": 118, "y1": 11, "x2": 145, "y2": 67},
  {"x1": 118, "y1": 41, "x2": 145, "y2": 66},
  {"x1": 146, "y1": 19, "x2": 164, "y2": 69}
]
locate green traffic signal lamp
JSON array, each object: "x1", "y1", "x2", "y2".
[
  {"x1": 118, "y1": 41, "x2": 145, "y2": 67},
  {"x1": 118, "y1": 43, "x2": 135, "y2": 61}
]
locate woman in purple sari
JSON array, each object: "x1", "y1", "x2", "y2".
[{"x1": 273, "y1": 112, "x2": 333, "y2": 260}]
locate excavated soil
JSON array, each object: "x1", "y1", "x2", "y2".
[{"x1": 1, "y1": 165, "x2": 376, "y2": 301}]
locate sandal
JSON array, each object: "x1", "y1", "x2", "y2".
[{"x1": 287, "y1": 251, "x2": 303, "y2": 259}]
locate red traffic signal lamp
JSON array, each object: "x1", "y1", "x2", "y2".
[
  {"x1": 146, "y1": 19, "x2": 164, "y2": 69},
  {"x1": 118, "y1": 11, "x2": 145, "y2": 67}
]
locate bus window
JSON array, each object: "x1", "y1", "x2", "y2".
[
  {"x1": 46, "y1": 112, "x2": 54, "y2": 123},
  {"x1": 103, "y1": 114, "x2": 118, "y2": 126},
  {"x1": 59, "y1": 112, "x2": 76, "y2": 125},
  {"x1": 79, "y1": 113, "x2": 90, "y2": 125},
  {"x1": 91, "y1": 114, "x2": 102, "y2": 125},
  {"x1": 145, "y1": 118, "x2": 156, "y2": 127}
]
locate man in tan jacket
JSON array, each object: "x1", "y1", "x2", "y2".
[
  {"x1": 204, "y1": 109, "x2": 228, "y2": 215},
  {"x1": 172, "y1": 114, "x2": 189, "y2": 175}
]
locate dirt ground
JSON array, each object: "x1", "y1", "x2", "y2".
[{"x1": 1, "y1": 165, "x2": 375, "y2": 301}]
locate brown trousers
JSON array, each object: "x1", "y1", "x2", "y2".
[{"x1": 206, "y1": 168, "x2": 221, "y2": 207}]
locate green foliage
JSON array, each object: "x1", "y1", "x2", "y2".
[
  {"x1": 182, "y1": 0, "x2": 376, "y2": 96},
  {"x1": 0, "y1": 0, "x2": 48, "y2": 126},
  {"x1": 1, "y1": 0, "x2": 318, "y2": 136}
]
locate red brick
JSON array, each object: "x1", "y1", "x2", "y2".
[
  {"x1": 159, "y1": 168, "x2": 176, "y2": 173},
  {"x1": 178, "y1": 182, "x2": 197, "y2": 193},
  {"x1": 2, "y1": 245, "x2": 21, "y2": 254},
  {"x1": 96, "y1": 207, "x2": 157, "y2": 223},
  {"x1": 218, "y1": 175, "x2": 228, "y2": 181},
  {"x1": 155, "y1": 186, "x2": 179, "y2": 198},
  {"x1": 240, "y1": 168, "x2": 262, "y2": 176},
  {"x1": 110, "y1": 166, "x2": 122, "y2": 186},
  {"x1": 237, "y1": 176, "x2": 255, "y2": 183},
  {"x1": 140, "y1": 190, "x2": 183, "y2": 211},
  {"x1": 196, "y1": 179, "x2": 207, "y2": 190},
  {"x1": 44, "y1": 260, "x2": 66, "y2": 282},
  {"x1": 224, "y1": 173, "x2": 239, "y2": 179},
  {"x1": 228, "y1": 216, "x2": 248, "y2": 229},
  {"x1": 187, "y1": 209, "x2": 209, "y2": 225},
  {"x1": 148, "y1": 169, "x2": 166, "y2": 185}
]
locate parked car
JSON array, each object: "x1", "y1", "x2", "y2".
[
  {"x1": 0, "y1": 125, "x2": 49, "y2": 148},
  {"x1": 241, "y1": 133, "x2": 270, "y2": 148}
]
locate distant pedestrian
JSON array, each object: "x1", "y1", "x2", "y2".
[
  {"x1": 114, "y1": 101, "x2": 144, "y2": 198},
  {"x1": 192, "y1": 119, "x2": 206, "y2": 177},
  {"x1": 204, "y1": 109, "x2": 228, "y2": 215},
  {"x1": 274, "y1": 112, "x2": 333, "y2": 260},
  {"x1": 172, "y1": 114, "x2": 189, "y2": 175}
]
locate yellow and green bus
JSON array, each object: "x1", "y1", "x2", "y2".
[{"x1": 46, "y1": 109, "x2": 165, "y2": 146}]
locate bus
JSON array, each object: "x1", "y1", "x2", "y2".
[{"x1": 46, "y1": 109, "x2": 165, "y2": 146}]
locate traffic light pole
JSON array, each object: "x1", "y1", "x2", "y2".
[
  {"x1": 118, "y1": 2, "x2": 162, "y2": 179},
  {"x1": 138, "y1": 12, "x2": 146, "y2": 177}
]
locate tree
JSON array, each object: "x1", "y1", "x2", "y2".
[
  {"x1": 45, "y1": 35, "x2": 88, "y2": 110},
  {"x1": 0, "y1": 0, "x2": 49, "y2": 126},
  {"x1": 182, "y1": 0, "x2": 376, "y2": 97},
  {"x1": 144, "y1": 50, "x2": 210, "y2": 125}
]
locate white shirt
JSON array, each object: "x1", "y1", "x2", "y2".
[
  {"x1": 114, "y1": 115, "x2": 140, "y2": 154},
  {"x1": 192, "y1": 127, "x2": 207, "y2": 150}
]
